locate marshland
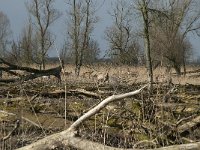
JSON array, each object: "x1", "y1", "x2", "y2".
[
  {"x1": 0, "y1": 0, "x2": 200, "y2": 149},
  {"x1": 0, "y1": 63, "x2": 200, "y2": 149}
]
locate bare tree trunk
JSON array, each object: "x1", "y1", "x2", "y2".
[
  {"x1": 73, "y1": 0, "x2": 80, "y2": 76},
  {"x1": 183, "y1": 59, "x2": 186, "y2": 76},
  {"x1": 0, "y1": 70, "x2": 2, "y2": 78},
  {"x1": 74, "y1": 0, "x2": 90, "y2": 76},
  {"x1": 42, "y1": 56, "x2": 45, "y2": 70},
  {"x1": 173, "y1": 62, "x2": 181, "y2": 76},
  {"x1": 182, "y1": 49, "x2": 186, "y2": 76},
  {"x1": 75, "y1": 63, "x2": 81, "y2": 76},
  {"x1": 141, "y1": 1, "x2": 153, "y2": 90}
]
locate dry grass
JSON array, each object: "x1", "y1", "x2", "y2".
[
  {"x1": 5, "y1": 60, "x2": 200, "y2": 85},
  {"x1": 0, "y1": 63, "x2": 200, "y2": 149},
  {"x1": 59, "y1": 64, "x2": 200, "y2": 85}
]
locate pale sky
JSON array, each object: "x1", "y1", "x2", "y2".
[
  {"x1": 0, "y1": 0, "x2": 113, "y2": 57},
  {"x1": 0, "y1": 0, "x2": 199, "y2": 58}
]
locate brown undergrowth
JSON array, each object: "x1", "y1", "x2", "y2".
[{"x1": 0, "y1": 65, "x2": 200, "y2": 149}]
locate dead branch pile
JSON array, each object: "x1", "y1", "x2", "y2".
[
  {"x1": 0, "y1": 62, "x2": 200, "y2": 150},
  {"x1": 13, "y1": 85, "x2": 200, "y2": 150}
]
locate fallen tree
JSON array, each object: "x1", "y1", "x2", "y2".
[
  {"x1": 16, "y1": 85, "x2": 200, "y2": 150},
  {"x1": 40, "y1": 88, "x2": 101, "y2": 98},
  {"x1": 0, "y1": 58, "x2": 62, "y2": 83}
]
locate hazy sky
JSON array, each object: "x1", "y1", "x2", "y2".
[
  {"x1": 0, "y1": 0, "x2": 200, "y2": 58},
  {"x1": 0, "y1": 0, "x2": 114, "y2": 57}
]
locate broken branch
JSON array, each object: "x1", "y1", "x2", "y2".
[{"x1": 16, "y1": 85, "x2": 147, "y2": 150}]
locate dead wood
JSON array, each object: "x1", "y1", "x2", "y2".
[
  {"x1": 176, "y1": 115, "x2": 197, "y2": 127},
  {"x1": 62, "y1": 137, "x2": 200, "y2": 150},
  {"x1": 162, "y1": 87, "x2": 177, "y2": 102},
  {"x1": 0, "y1": 58, "x2": 41, "y2": 73},
  {"x1": 177, "y1": 115, "x2": 200, "y2": 134},
  {"x1": 16, "y1": 130, "x2": 200, "y2": 150},
  {"x1": 181, "y1": 137, "x2": 195, "y2": 143},
  {"x1": 14, "y1": 84, "x2": 200, "y2": 150},
  {"x1": 16, "y1": 85, "x2": 147, "y2": 150},
  {"x1": 40, "y1": 89, "x2": 70, "y2": 98},
  {"x1": 9, "y1": 84, "x2": 200, "y2": 150},
  {"x1": 155, "y1": 115, "x2": 200, "y2": 145},
  {"x1": 70, "y1": 89, "x2": 101, "y2": 98},
  {"x1": 68, "y1": 85, "x2": 148, "y2": 131},
  {"x1": 0, "y1": 58, "x2": 62, "y2": 83},
  {"x1": 39, "y1": 89, "x2": 101, "y2": 98},
  {"x1": 1, "y1": 119, "x2": 20, "y2": 142}
]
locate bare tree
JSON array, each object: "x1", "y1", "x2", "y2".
[
  {"x1": 19, "y1": 23, "x2": 34, "y2": 65},
  {"x1": 66, "y1": 0, "x2": 98, "y2": 76},
  {"x1": 83, "y1": 39, "x2": 100, "y2": 64},
  {"x1": 0, "y1": 11, "x2": 11, "y2": 57},
  {"x1": 26, "y1": 0, "x2": 60, "y2": 70},
  {"x1": 105, "y1": 0, "x2": 140, "y2": 65},
  {"x1": 135, "y1": 0, "x2": 154, "y2": 89},
  {"x1": 59, "y1": 41, "x2": 71, "y2": 63},
  {"x1": 150, "y1": 0, "x2": 200, "y2": 75},
  {"x1": 8, "y1": 41, "x2": 21, "y2": 64}
]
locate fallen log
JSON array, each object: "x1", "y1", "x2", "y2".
[
  {"x1": 69, "y1": 89, "x2": 101, "y2": 98},
  {"x1": 59, "y1": 137, "x2": 200, "y2": 150},
  {"x1": 12, "y1": 84, "x2": 200, "y2": 150},
  {"x1": 178, "y1": 115, "x2": 200, "y2": 135},
  {"x1": 16, "y1": 131, "x2": 200, "y2": 150},
  {"x1": 0, "y1": 58, "x2": 62, "y2": 83},
  {"x1": 16, "y1": 85, "x2": 147, "y2": 150},
  {"x1": 31, "y1": 89, "x2": 101, "y2": 98}
]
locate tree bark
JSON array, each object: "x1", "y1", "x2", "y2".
[{"x1": 141, "y1": 1, "x2": 153, "y2": 90}]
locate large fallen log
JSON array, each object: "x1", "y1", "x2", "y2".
[
  {"x1": 0, "y1": 58, "x2": 62, "y2": 83},
  {"x1": 17, "y1": 133, "x2": 200, "y2": 150}
]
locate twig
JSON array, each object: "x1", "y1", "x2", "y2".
[
  {"x1": 177, "y1": 115, "x2": 200, "y2": 134},
  {"x1": 176, "y1": 114, "x2": 197, "y2": 127},
  {"x1": 1, "y1": 120, "x2": 20, "y2": 141},
  {"x1": 70, "y1": 88, "x2": 101, "y2": 98},
  {"x1": 162, "y1": 86, "x2": 177, "y2": 102},
  {"x1": 30, "y1": 94, "x2": 40, "y2": 102}
]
